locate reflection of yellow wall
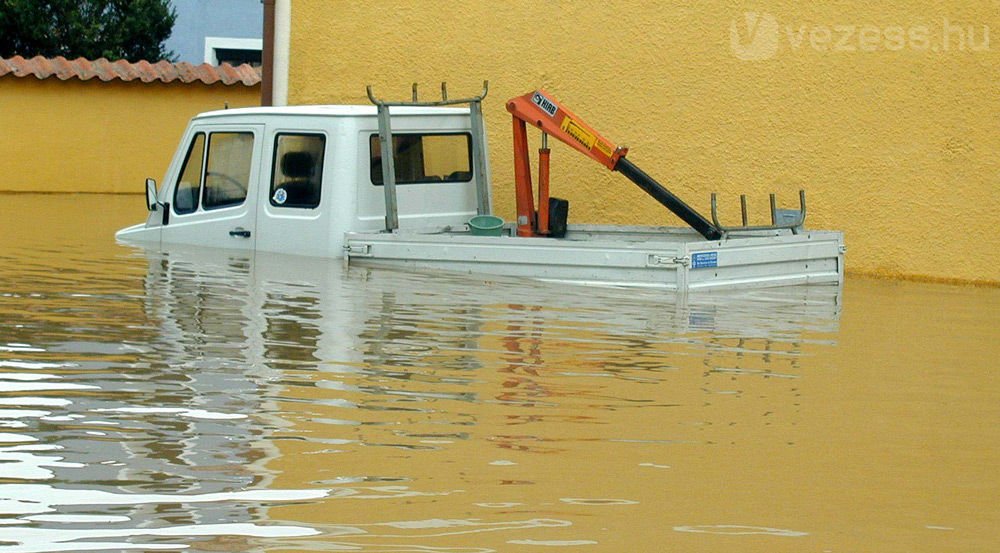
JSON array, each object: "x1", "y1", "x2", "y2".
[
  {"x1": 290, "y1": 1, "x2": 999, "y2": 284},
  {"x1": 0, "y1": 77, "x2": 259, "y2": 194},
  {"x1": 263, "y1": 280, "x2": 998, "y2": 551},
  {"x1": 421, "y1": 135, "x2": 470, "y2": 177},
  {"x1": 207, "y1": 132, "x2": 256, "y2": 182}
]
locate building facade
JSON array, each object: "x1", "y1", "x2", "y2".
[
  {"x1": 165, "y1": 0, "x2": 263, "y2": 66},
  {"x1": 284, "y1": 0, "x2": 999, "y2": 284}
]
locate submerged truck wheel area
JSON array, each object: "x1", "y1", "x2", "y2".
[{"x1": 117, "y1": 83, "x2": 844, "y2": 291}]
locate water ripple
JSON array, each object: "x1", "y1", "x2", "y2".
[{"x1": 0, "y1": 195, "x2": 858, "y2": 551}]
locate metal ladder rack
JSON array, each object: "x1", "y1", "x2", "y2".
[
  {"x1": 710, "y1": 190, "x2": 808, "y2": 237},
  {"x1": 366, "y1": 81, "x2": 491, "y2": 232}
]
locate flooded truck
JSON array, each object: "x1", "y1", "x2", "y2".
[{"x1": 117, "y1": 84, "x2": 845, "y2": 290}]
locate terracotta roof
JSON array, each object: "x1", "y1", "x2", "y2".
[{"x1": 0, "y1": 55, "x2": 261, "y2": 87}]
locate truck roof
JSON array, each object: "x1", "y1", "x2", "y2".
[{"x1": 195, "y1": 104, "x2": 470, "y2": 120}]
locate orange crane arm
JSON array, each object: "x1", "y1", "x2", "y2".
[
  {"x1": 505, "y1": 89, "x2": 722, "y2": 241},
  {"x1": 506, "y1": 90, "x2": 628, "y2": 171}
]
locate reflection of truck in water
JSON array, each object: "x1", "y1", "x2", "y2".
[
  {"x1": 117, "y1": 84, "x2": 844, "y2": 291},
  {"x1": 127, "y1": 244, "x2": 841, "y2": 543},
  {"x1": 139, "y1": 246, "x2": 842, "y2": 406}
]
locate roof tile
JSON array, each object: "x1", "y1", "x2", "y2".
[{"x1": 0, "y1": 55, "x2": 260, "y2": 87}]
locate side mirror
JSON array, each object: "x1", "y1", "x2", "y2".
[{"x1": 145, "y1": 178, "x2": 158, "y2": 211}]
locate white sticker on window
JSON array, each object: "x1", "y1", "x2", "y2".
[{"x1": 273, "y1": 188, "x2": 287, "y2": 205}]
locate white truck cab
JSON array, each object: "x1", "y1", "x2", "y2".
[{"x1": 118, "y1": 105, "x2": 482, "y2": 258}]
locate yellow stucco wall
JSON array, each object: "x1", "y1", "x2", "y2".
[
  {"x1": 0, "y1": 77, "x2": 259, "y2": 194},
  {"x1": 289, "y1": 1, "x2": 998, "y2": 284}
]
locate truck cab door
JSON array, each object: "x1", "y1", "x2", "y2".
[
  {"x1": 160, "y1": 125, "x2": 264, "y2": 250},
  {"x1": 255, "y1": 131, "x2": 337, "y2": 257}
]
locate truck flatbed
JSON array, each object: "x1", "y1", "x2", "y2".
[{"x1": 346, "y1": 225, "x2": 843, "y2": 290}]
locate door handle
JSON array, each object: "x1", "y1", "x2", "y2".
[{"x1": 229, "y1": 228, "x2": 251, "y2": 238}]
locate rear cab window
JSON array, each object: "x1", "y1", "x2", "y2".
[{"x1": 370, "y1": 133, "x2": 472, "y2": 185}]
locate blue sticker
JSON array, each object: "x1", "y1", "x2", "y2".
[
  {"x1": 691, "y1": 251, "x2": 718, "y2": 269},
  {"x1": 273, "y1": 188, "x2": 288, "y2": 205}
]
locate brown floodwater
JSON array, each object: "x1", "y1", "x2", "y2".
[{"x1": 0, "y1": 193, "x2": 997, "y2": 552}]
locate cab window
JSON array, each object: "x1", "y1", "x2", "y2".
[
  {"x1": 370, "y1": 133, "x2": 472, "y2": 185},
  {"x1": 173, "y1": 131, "x2": 254, "y2": 214},
  {"x1": 270, "y1": 133, "x2": 325, "y2": 208},
  {"x1": 173, "y1": 133, "x2": 205, "y2": 214},
  {"x1": 204, "y1": 132, "x2": 254, "y2": 210}
]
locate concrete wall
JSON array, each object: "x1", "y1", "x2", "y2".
[
  {"x1": 165, "y1": 0, "x2": 263, "y2": 64},
  {"x1": 0, "y1": 78, "x2": 259, "y2": 194},
  {"x1": 288, "y1": 1, "x2": 998, "y2": 284}
]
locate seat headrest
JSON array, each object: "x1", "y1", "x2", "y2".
[{"x1": 281, "y1": 151, "x2": 314, "y2": 179}]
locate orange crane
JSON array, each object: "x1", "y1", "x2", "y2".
[{"x1": 506, "y1": 90, "x2": 723, "y2": 241}]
